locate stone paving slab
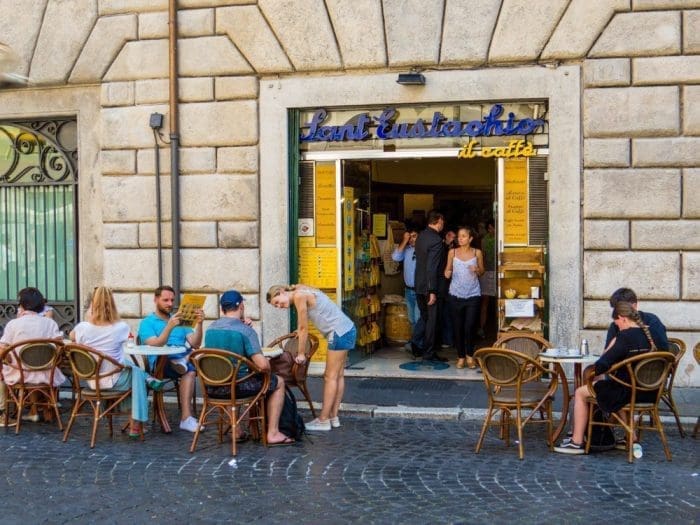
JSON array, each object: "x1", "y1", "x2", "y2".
[{"x1": 0, "y1": 408, "x2": 697, "y2": 524}]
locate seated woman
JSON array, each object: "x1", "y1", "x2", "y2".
[
  {"x1": 554, "y1": 301, "x2": 656, "y2": 455},
  {"x1": 70, "y1": 287, "x2": 165, "y2": 437}
]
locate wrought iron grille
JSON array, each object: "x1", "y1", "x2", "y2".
[{"x1": 0, "y1": 119, "x2": 78, "y2": 337}]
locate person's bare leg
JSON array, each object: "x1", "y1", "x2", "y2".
[
  {"x1": 179, "y1": 371, "x2": 195, "y2": 421},
  {"x1": 266, "y1": 376, "x2": 289, "y2": 443},
  {"x1": 572, "y1": 385, "x2": 590, "y2": 445},
  {"x1": 320, "y1": 351, "x2": 346, "y2": 421},
  {"x1": 329, "y1": 351, "x2": 348, "y2": 419}
]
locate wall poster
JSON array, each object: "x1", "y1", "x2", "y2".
[{"x1": 503, "y1": 158, "x2": 528, "y2": 245}]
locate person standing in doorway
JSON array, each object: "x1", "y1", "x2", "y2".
[
  {"x1": 444, "y1": 226, "x2": 484, "y2": 369},
  {"x1": 391, "y1": 225, "x2": 420, "y2": 330},
  {"x1": 478, "y1": 219, "x2": 496, "y2": 339},
  {"x1": 411, "y1": 210, "x2": 447, "y2": 362},
  {"x1": 267, "y1": 284, "x2": 356, "y2": 432}
]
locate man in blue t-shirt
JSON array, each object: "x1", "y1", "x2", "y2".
[
  {"x1": 604, "y1": 287, "x2": 668, "y2": 350},
  {"x1": 205, "y1": 290, "x2": 293, "y2": 445},
  {"x1": 138, "y1": 285, "x2": 203, "y2": 433}
]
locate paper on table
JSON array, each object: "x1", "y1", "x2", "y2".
[{"x1": 177, "y1": 294, "x2": 206, "y2": 327}]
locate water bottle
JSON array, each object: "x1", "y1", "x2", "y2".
[
  {"x1": 580, "y1": 338, "x2": 589, "y2": 356},
  {"x1": 632, "y1": 442, "x2": 643, "y2": 459},
  {"x1": 127, "y1": 332, "x2": 135, "y2": 348}
]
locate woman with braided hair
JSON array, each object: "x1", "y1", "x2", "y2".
[{"x1": 554, "y1": 301, "x2": 656, "y2": 454}]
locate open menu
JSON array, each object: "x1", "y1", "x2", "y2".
[{"x1": 177, "y1": 294, "x2": 206, "y2": 327}]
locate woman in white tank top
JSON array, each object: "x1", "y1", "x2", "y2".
[{"x1": 267, "y1": 284, "x2": 356, "y2": 432}]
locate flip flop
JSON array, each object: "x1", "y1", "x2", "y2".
[{"x1": 268, "y1": 437, "x2": 295, "y2": 447}]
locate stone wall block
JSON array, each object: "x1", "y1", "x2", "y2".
[
  {"x1": 216, "y1": 146, "x2": 258, "y2": 174},
  {"x1": 218, "y1": 221, "x2": 258, "y2": 248},
  {"x1": 102, "y1": 176, "x2": 171, "y2": 222},
  {"x1": 583, "y1": 300, "x2": 700, "y2": 331},
  {"x1": 105, "y1": 40, "x2": 168, "y2": 81},
  {"x1": 100, "y1": 81, "x2": 135, "y2": 107},
  {"x1": 542, "y1": 0, "x2": 629, "y2": 60},
  {"x1": 180, "y1": 175, "x2": 257, "y2": 220},
  {"x1": 385, "y1": 0, "x2": 444, "y2": 66},
  {"x1": 633, "y1": 138, "x2": 700, "y2": 167},
  {"x1": 138, "y1": 222, "x2": 172, "y2": 248},
  {"x1": 440, "y1": 0, "x2": 500, "y2": 66},
  {"x1": 181, "y1": 222, "x2": 217, "y2": 247},
  {"x1": 139, "y1": 8, "x2": 213, "y2": 39},
  {"x1": 0, "y1": 0, "x2": 47, "y2": 77},
  {"x1": 138, "y1": 11, "x2": 168, "y2": 39},
  {"x1": 113, "y1": 293, "x2": 142, "y2": 317},
  {"x1": 325, "y1": 0, "x2": 386, "y2": 68},
  {"x1": 584, "y1": 87, "x2": 679, "y2": 137},
  {"x1": 590, "y1": 11, "x2": 680, "y2": 57},
  {"x1": 632, "y1": 220, "x2": 700, "y2": 249},
  {"x1": 216, "y1": 5, "x2": 293, "y2": 73},
  {"x1": 582, "y1": 58, "x2": 630, "y2": 87},
  {"x1": 489, "y1": 0, "x2": 569, "y2": 63},
  {"x1": 102, "y1": 104, "x2": 169, "y2": 149},
  {"x1": 682, "y1": 252, "x2": 700, "y2": 299},
  {"x1": 30, "y1": 0, "x2": 98, "y2": 84},
  {"x1": 683, "y1": 86, "x2": 700, "y2": 135},
  {"x1": 104, "y1": 249, "x2": 160, "y2": 289},
  {"x1": 583, "y1": 220, "x2": 629, "y2": 249},
  {"x1": 179, "y1": 36, "x2": 252, "y2": 76},
  {"x1": 180, "y1": 100, "x2": 257, "y2": 147},
  {"x1": 99, "y1": 0, "x2": 167, "y2": 15},
  {"x1": 104, "y1": 223, "x2": 138, "y2": 248},
  {"x1": 181, "y1": 0, "x2": 250, "y2": 7},
  {"x1": 137, "y1": 148, "x2": 170, "y2": 175},
  {"x1": 633, "y1": 56, "x2": 700, "y2": 85},
  {"x1": 633, "y1": 1, "x2": 700, "y2": 10},
  {"x1": 583, "y1": 138, "x2": 629, "y2": 167},
  {"x1": 215, "y1": 77, "x2": 258, "y2": 100},
  {"x1": 135, "y1": 79, "x2": 169, "y2": 104},
  {"x1": 101, "y1": 150, "x2": 136, "y2": 174},
  {"x1": 181, "y1": 249, "x2": 259, "y2": 291},
  {"x1": 70, "y1": 14, "x2": 137, "y2": 83},
  {"x1": 179, "y1": 77, "x2": 214, "y2": 102},
  {"x1": 684, "y1": 10, "x2": 700, "y2": 53},
  {"x1": 584, "y1": 169, "x2": 680, "y2": 218},
  {"x1": 258, "y1": 0, "x2": 341, "y2": 70},
  {"x1": 583, "y1": 251, "x2": 680, "y2": 299},
  {"x1": 179, "y1": 148, "x2": 216, "y2": 174},
  {"x1": 683, "y1": 168, "x2": 700, "y2": 218}
]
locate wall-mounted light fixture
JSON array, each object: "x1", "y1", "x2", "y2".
[{"x1": 396, "y1": 69, "x2": 425, "y2": 85}]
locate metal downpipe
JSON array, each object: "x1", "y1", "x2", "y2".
[{"x1": 169, "y1": 0, "x2": 181, "y2": 300}]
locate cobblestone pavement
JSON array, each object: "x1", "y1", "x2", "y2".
[{"x1": 0, "y1": 411, "x2": 697, "y2": 524}]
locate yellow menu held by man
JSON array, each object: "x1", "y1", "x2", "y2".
[{"x1": 177, "y1": 294, "x2": 206, "y2": 327}]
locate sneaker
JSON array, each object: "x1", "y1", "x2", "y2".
[
  {"x1": 330, "y1": 416, "x2": 341, "y2": 428},
  {"x1": 21, "y1": 413, "x2": 40, "y2": 423},
  {"x1": 614, "y1": 438, "x2": 627, "y2": 451},
  {"x1": 554, "y1": 438, "x2": 585, "y2": 455},
  {"x1": 305, "y1": 418, "x2": 332, "y2": 431},
  {"x1": 179, "y1": 416, "x2": 205, "y2": 433},
  {"x1": 170, "y1": 357, "x2": 189, "y2": 376}
]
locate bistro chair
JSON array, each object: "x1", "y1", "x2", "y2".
[
  {"x1": 0, "y1": 338, "x2": 65, "y2": 433},
  {"x1": 474, "y1": 347, "x2": 558, "y2": 460},
  {"x1": 660, "y1": 337, "x2": 686, "y2": 437},
  {"x1": 189, "y1": 348, "x2": 269, "y2": 456},
  {"x1": 62, "y1": 343, "x2": 137, "y2": 448},
  {"x1": 266, "y1": 332, "x2": 319, "y2": 417},
  {"x1": 494, "y1": 332, "x2": 552, "y2": 360},
  {"x1": 584, "y1": 352, "x2": 675, "y2": 463}
]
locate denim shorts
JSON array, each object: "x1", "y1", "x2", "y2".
[{"x1": 328, "y1": 326, "x2": 357, "y2": 350}]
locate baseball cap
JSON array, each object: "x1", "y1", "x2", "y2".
[{"x1": 220, "y1": 290, "x2": 244, "y2": 310}]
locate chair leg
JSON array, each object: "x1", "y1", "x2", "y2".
[
  {"x1": 90, "y1": 402, "x2": 101, "y2": 448},
  {"x1": 475, "y1": 406, "x2": 494, "y2": 454},
  {"x1": 297, "y1": 382, "x2": 316, "y2": 418},
  {"x1": 664, "y1": 394, "x2": 686, "y2": 438},
  {"x1": 693, "y1": 416, "x2": 699, "y2": 438},
  {"x1": 653, "y1": 409, "x2": 673, "y2": 461},
  {"x1": 516, "y1": 410, "x2": 525, "y2": 460},
  {"x1": 63, "y1": 398, "x2": 83, "y2": 443}
]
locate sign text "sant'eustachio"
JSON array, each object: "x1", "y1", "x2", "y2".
[{"x1": 299, "y1": 104, "x2": 546, "y2": 142}]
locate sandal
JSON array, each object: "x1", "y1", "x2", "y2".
[
  {"x1": 456, "y1": 358, "x2": 466, "y2": 369},
  {"x1": 128, "y1": 423, "x2": 143, "y2": 439},
  {"x1": 268, "y1": 436, "x2": 295, "y2": 447},
  {"x1": 147, "y1": 378, "x2": 168, "y2": 391}
]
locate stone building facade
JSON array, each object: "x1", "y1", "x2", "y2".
[{"x1": 0, "y1": 0, "x2": 697, "y2": 385}]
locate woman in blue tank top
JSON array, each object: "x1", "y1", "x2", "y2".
[{"x1": 267, "y1": 284, "x2": 356, "y2": 432}]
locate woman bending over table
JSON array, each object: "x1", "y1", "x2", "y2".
[
  {"x1": 554, "y1": 301, "x2": 656, "y2": 455},
  {"x1": 267, "y1": 284, "x2": 356, "y2": 432},
  {"x1": 70, "y1": 287, "x2": 166, "y2": 437}
]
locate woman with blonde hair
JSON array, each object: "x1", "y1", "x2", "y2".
[
  {"x1": 267, "y1": 284, "x2": 356, "y2": 431},
  {"x1": 69, "y1": 286, "x2": 165, "y2": 437},
  {"x1": 554, "y1": 301, "x2": 656, "y2": 455}
]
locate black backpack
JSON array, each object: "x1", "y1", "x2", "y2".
[
  {"x1": 278, "y1": 386, "x2": 305, "y2": 441},
  {"x1": 588, "y1": 407, "x2": 616, "y2": 452}
]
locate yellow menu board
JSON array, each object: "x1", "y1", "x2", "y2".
[
  {"x1": 504, "y1": 158, "x2": 528, "y2": 246},
  {"x1": 315, "y1": 162, "x2": 336, "y2": 246},
  {"x1": 298, "y1": 247, "x2": 337, "y2": 289}
]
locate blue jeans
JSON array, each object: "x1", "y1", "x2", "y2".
[
  {"x1": 329, "y1": 326, "x2": 357, "y2": 350},
  {"x1": 404, "y1": 288, "x2": 420, "y2": 327}
]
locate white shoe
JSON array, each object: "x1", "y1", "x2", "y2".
[
  {"x1": 305, "y1": 418, "x2": 331, "y2": 431},
  {"x1": 179, "y1": 416, "x2": 205, "y2": 433},
  {"x1": 21, "y1": 413, "x2": 40, "y2": 422},
  {"x1": 330, "y1": 416, "x2": 341, "y2": 428},
  {"x1": 170, "y1": 357, "x2": 189, "y2": 376}
]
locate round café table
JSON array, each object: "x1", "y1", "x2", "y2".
[
  {"x1": 539, "y1": 351, "x2": 599, "y2": 442},
  {"x1": 124, "y1": 345, "x2": 186, "y2": 434}
]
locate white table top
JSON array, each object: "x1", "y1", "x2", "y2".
[
  {"x1": 539, "y1": 351, "x2": 599, "y2": 364},
  {"x1": 123, "y1": 344, "x2": 187, "y2": 356}
]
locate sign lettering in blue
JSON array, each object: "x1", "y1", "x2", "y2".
[{"x1": 299, "y1": 104, "x2": 546, "y2": 143}]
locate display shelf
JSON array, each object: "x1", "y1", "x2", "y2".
[{"x1": 497, "y1": 247, "x2": 546, "y2": 335}]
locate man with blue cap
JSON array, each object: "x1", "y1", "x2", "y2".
[{"x1": 204, "y1": 290, "x2": 293, "y2": 445}]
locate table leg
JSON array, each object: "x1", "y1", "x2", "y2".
[
  {"x1": 551, "y1": 362, "x2": 569, "y2": 443},
  {"x1": 152, "y1": 355, "x2": 172, "y2": 434}
]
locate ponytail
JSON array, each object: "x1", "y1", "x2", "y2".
[{"x1": 614, "y1": 302, "x2": 656, "y2": 351}]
